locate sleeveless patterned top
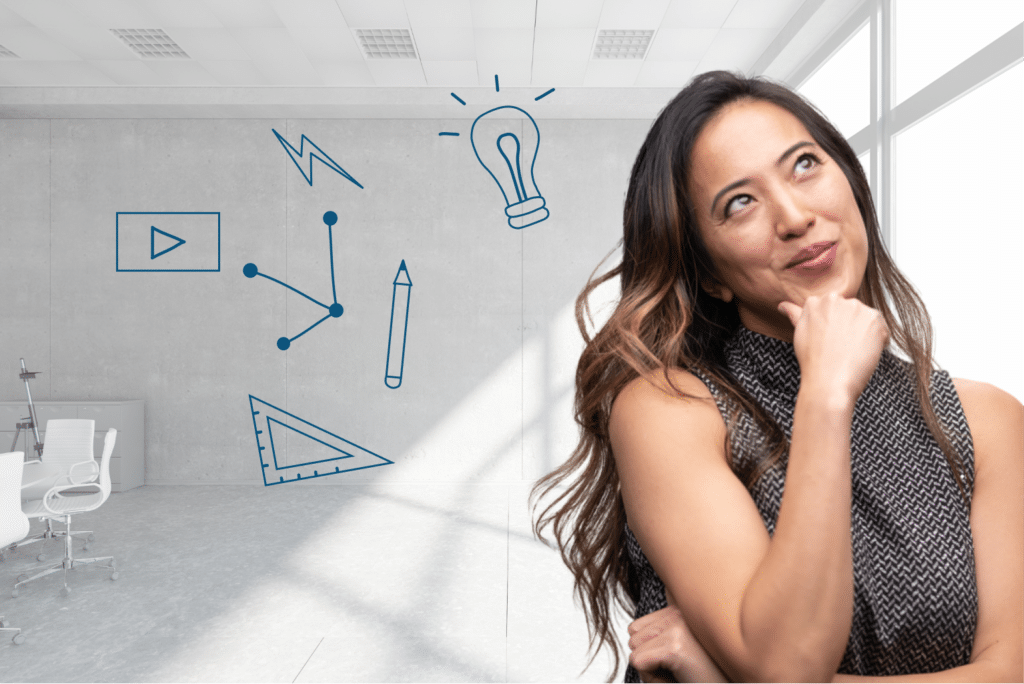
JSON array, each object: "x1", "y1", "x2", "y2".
[{"x1": 623, "y1": 324, "x2": 977, "y2": 682}]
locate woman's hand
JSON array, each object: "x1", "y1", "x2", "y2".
[{"x1": 627, "y1": 592, "x2": 730, "y2": 683}]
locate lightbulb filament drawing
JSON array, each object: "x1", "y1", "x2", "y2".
[
  {"x1": 471, "y1": 105, "x2": 549, "y2": 229},
  {"x1": 243, "y1": 211, "x2": 345, "y2": 350},
  {"x1": 440, "y1": 79, "x2": 555, "y2": 230}
]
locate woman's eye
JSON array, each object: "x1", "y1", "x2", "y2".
[
  {"x1": 795, "y1": 152, "x2": 820, "y2": 174},
  {"x1": 724, "y1": 194, "x2": 752, "y2": 217}
]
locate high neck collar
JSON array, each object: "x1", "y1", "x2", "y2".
[{"x1": 724, "y1": 324, "x2": 801, "y2": 395}]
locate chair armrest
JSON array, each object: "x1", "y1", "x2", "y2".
[
  {"x1": 67, "y1": 459, "x2": 100, "y2": 485},
  {"x1": 42, "y1": 482, "x2": 101, "y2": 515}
]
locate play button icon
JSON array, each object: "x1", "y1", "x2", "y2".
[
  {"x1": 116, "y1": 212, "x2": 220, "y2": 272},
  {"x1": 151, "y1": 225, "x2": 186, "y2": 259}
]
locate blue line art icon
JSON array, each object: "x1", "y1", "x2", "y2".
[
  {"x1": 385, "y1": 260, "x2": 412, "y2": 389},
  {"x1": 244, "y1": 211, "x2": 346, "y2": 350},
  {"x1": 248, "y1": 395, "x2": 393, "y2": 486},
  {"x1": 535, "y1": 88, "x2": 555, "y2": 101},
  {"x1": 151, "y1": 225, "x2": 186, "y2": 259},
  {"x1": 272, "y1": 129, "x2": 364, "y2": 189},
  {"x1": 471, "y1": 106, "x2": 550, "y2": 229},
  {"x1": 116, "y1": 212, "x2": 220, "y2": 272}
]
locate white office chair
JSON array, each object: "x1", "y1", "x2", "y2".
[
  {"x1": 14, "y1": 429, "x2": 118, "y2": 598},
  {"x1": 0, "y1": 452, "x2": 29, "y2": 644},
  {"x1": 12, "y1": 419, "x2": 98, "y2": 561}
]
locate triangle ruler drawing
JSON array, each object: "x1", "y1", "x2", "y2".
[{"x1": 248, "y1": 395, "x2": 392, "y2": 486}]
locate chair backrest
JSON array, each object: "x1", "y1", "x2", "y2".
[
  {"x1": 95, "y1": 429, "x2": 117, "y2": 500},
  {"x1": 0, "y1": 452, "x2": 31, "y2": 547},
  {"x1": 41, "y1": 419, "x2": 95, "y2": 474}
]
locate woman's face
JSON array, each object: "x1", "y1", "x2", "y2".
[{"x1": 687, "y1": 98, "x2": 870, "y2": 343}]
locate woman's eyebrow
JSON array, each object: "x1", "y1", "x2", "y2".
[{"x1": 709, "y1": 141, "x2": 817, "y2": 216}]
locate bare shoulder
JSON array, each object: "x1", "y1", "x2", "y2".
[
  {"x1": 950, "y1": 377, "x2": 1024, "y2": 475},
  {"x1": 610, "y1": 368, "x2": 725, "y2": 456}
]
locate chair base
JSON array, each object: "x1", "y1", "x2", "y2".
[
  {"x1": 10, "y1": 514, "x2": 117, "y2": 597},
  {"x1": 0, "y1": 617, "x2": 23, "y2": 645},
  {"x1": 2, "y1": 518, "x2": 93, "y2": 562}
]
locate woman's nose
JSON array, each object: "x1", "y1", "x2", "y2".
[{"x1": 774, "y1": 187, "x2": 815, "y2": 238}]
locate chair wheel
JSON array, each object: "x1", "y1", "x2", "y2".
[
  {"x1": 82, "y1": 545, "x2": 89, "y2": 552},
  {"x1": 37, "y1": 554, "x2": 45, "y2": 562},
  {"x1": 12, "y1": 633, "x2": 24, "y2": 645},
  {"x1": 109, "y1": 560, "x2": 117, "y2": 570},
  {"x1": 0, "y1": 619, "x2": 8, "y2": 628},
  {"x1": 11, "y1": 590, "x2": 18, "y2": 598},
  {"x1": 60, "y1": 587, "x2": 70, "y2": 598},
  {"x1": 110, "y1": 571, "x2": 119, "y2": 581},
  {"x1": 87, "y1": 534, "x2": 95, "y2": 542},
  {"x1": 16, "y1": 574, "x2": 27, "y2": 583}
]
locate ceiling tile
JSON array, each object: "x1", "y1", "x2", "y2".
[
  {"x1": 40, "y1": 24, "x2": 134, "y2": 60},
  {"x1": 536, "y1": 0, "x2": 602, "y2": 28},
  {"x1": 2, "y1": 0, "x2": 91, "y2": 26},
  {"x1": 229, "y1": 27, "x2": 321, "y2": 84},
  {"x1": 723, "y1": 0, "x2": 802, "y2": 29},
  {"x1": 0, "y1": 59, "x2": 114, "y2": 84},
  {"x1": 206, "y1": 0, "x2": 283, "y2": 28},
  {"x1": 583, "y1": 59, "x2": 643, "y2": 86},
  {"x1": 88, "y1": 59, "x2": 162, "y2": 84},
  {"x1": 0, "y1": 3, "x2": 33, "y2": 26},
  {"x1": 598, "y1": 0, "x2": 672, "y2": 30},
  {"x1": 422, "y1": 59, "x2": 478, "y2": 85},
  {"x1": 473, "y1": 27, "x2": 532, "y2": 61},
  {"x1": 530, "y1": 58, "x2": 587, "y2": 86},
  {"x1": 68, "y1": 0, "x2": 162, "y2": 28},
  {"x1": 312, "y1": 59, "x2": 375, "y2": 86},
  {"x1": 336, "y1": 0, "x2": 409, "y2": 27},
  {"x1": 141, "y1": 1, "x2": 224, "y2": 28},
  {"x1": 365, "y1": 59, "x2": 426, "y2": 85},
  {"x1": 199, "y1": 59, "x2": 271, "y2": 85},
  {"x1": 144, "y1": 59, "x2": 219, "y2": 84},
  {"x1": 470, "y1": 0, "x2": 534, "y2": 28},
  {"x1": 646, "y1": 28, "x2": 717, "y2": 61},
  {"x1": 533, "y1": 28, "x2": 595, "y2": 61},
  {"x1": 0, "y1": 26, "x2": 82, "y2": 59},
  {"x1": 268, "y1": 0, "x2": 361, "y2": 62},
  {"x1": 661, "y1": 0, "x2": 736, "y2": 29},
  {"x1": 695, "y1": 27, "x2": 776, "y2": 73},
  {"x1": 476, "y1": 59, "x2": 530, "y2": 86},
  {"x1": 635, "y1": 59, "x2": 698, "y2": 86},
  {"x1": 413, "y1": 26, "x2": 474, "y2": 60},
  {"x1": 165, "y1": 28, "x2": 249, "y2": 61},
  {"x1": 405, "y1": 0, "x2": 472, "y2": 28}
]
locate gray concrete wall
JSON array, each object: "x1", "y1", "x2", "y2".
[{"x1": 0, "y1": 116, "x2": 650, "y2": 486}]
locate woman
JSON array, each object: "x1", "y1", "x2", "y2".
[{"x1": 530, "y1": 70, "x2": 1022, "y2": 683}]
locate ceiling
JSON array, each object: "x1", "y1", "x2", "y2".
[{"x1": 0, "y1": 0, "x2": 861, "y2": 88}]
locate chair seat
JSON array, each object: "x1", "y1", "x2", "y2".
[{"x1": 23, "y1": 492, "x2": 103, "y2": 517}]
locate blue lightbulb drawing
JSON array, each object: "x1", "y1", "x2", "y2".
[{"x1": 470, "y1": 105, "x2": 549, "y2": 229}]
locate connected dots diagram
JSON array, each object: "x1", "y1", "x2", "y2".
[{"x1": 243, "y1": 211, "x2": 346, "y2": 351}]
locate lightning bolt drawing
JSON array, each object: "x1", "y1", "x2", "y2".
[{"x1": 272, "y1": 128, "x2": 364, "y2": 189}]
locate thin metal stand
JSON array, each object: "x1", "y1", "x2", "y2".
[{"x1": 10, "y1": 358, "x2": 43, "y2": 459}]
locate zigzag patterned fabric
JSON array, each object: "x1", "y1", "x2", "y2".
[{"x1": 623, "y1": 324, "x2": 977, "y2": 682}]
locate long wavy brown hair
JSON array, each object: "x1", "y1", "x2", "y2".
[{"x1": 529, "y1": 70, "x2": 973, "y2": 682}]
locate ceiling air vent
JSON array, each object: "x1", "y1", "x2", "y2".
[
  {"x1": 0, "y1": 43, "x2": 19, "y2": 58},
  {"x1": 111, "y1": 28, "x2": 189, "y2": 59},
  {"x1": 593, "y1": 30, "x2": 654, "y2": 59},
  {"x1": 355, "y1": 28, "x2": 418, "y2": 59}
]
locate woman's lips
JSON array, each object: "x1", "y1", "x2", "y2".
[
  {"x1": 788, "y1": 241, "x2": 838, "y2": 273},
  {"x1": 787, "y1": 241, "x2": 836, "y2": 268}
]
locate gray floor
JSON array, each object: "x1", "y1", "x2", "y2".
[{"x1": 0, "y1": 484, "x2": 629, "y2": 682}]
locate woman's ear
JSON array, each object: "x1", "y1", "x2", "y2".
[{"x1": 701, "y1": 278, "x2": 734, "y2": 303}]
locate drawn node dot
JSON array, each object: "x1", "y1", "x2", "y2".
[
  {"x1": 323, "y1": 211, "x2": 338, "y2": 227},
  {"x1": 329, "y1": 303, "x2": 344, "y2": 318},
  {"x1": 243, "y1": 263, "x2": 258, "y2": 278},
  {"x1": 277, "y1": 337, "x2": 291, "y2": 351}
]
